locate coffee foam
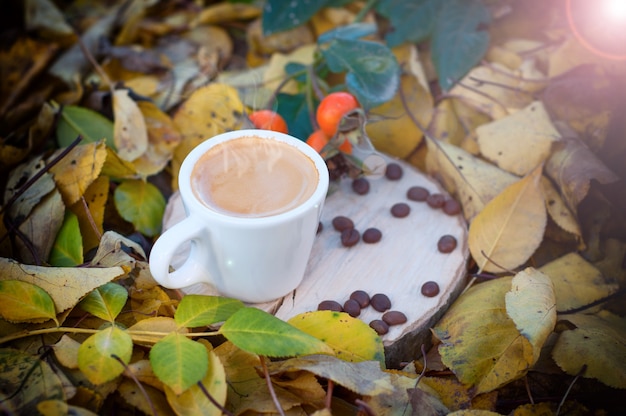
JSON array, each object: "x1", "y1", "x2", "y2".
[{"x1": 191, "y1": 136, "x2": 318, "y2": 217}]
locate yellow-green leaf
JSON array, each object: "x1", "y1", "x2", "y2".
[
  {"x1": 288, "y1": 311, "x2": 384, "y2": 365},
  {"x1": 150, "y1": 332, "x2": 209, "y2": 395},
  {"x1": 113, "y1": 179, "x2": 165, "y2": 237},
  {"x1": 432, "y1": 277, "x2": 534, "y2": 394},
  {"x1": 174, "y1": 295, "x2": 245, "y2": 328},
  {"x1": 0, "y1": 280, "x2": 57, "y2": 325},
  {"x1": 468, "y1": 165, "x2": 546, "y2": 273},
  {"x1": 78, "y1": 325, "x2": 133, "y2": 384},
  {"x1": 552, "y1": 311, "x2": 626, "y2": 389},
  {"x1": 78, "y1": 282, "x2": 128, "y2": 322},
  {"x1": 49, "y1": 210, "x2": 83, "y2": 267},
  {"x1": 505, "y1": 268, "x2": 556, "y2": 363}
]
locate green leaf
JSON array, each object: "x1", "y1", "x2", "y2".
[
  {"x1": 220, "y1": 307, "x2": 334, "y2": 357},
  {"x1": 114, "y1": 179, "x2": 165, "y2": 237},
  {"x1": 431, "y1": 0, "x2": 490, "y2": 91},
  {"x1": 56, "y1": 105, "x2": 115, "y2": 148},
  {"x1": 150, "y1": 332, "x2": 209, "y2": 395},
  {"x1": 175, "y1": 295, "x2": 245, "y2": 328},
  {"x1": 262, "y1": 0, "x2": 328, "y2": 35},
  {"x1": 48, "y1": 211, "x2": 83, "y2": 267},
  {"x1": 276, "y1": 93, "x2": 316, "y2": 140},
  {"x1": 317, "y1": 22, "x2": 378, "y2": 43},
  {"x1": 0, "y1": 280, "x2": 57, "y2": 325},
  {"x1": 77, "y1": 325, "x2": 133, "y2": 384},
  {"x1": 78, "y1": 282, "x2": 128, "y2": 322},
  {"x1": 320, "y1": 38, "x2": 400, "y2": 109},
  {"x1": 376, "y1": 0, "x2": 441, "y2": 46}
]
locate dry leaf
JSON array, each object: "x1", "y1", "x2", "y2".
[
  {"x1": 69, "y1": 175, "x2": 108, "y2": 252},
  {"x1": 540, "y1": 177, "x2": 582, "y2": 240},
  {"x1": 476, "y1": 101, "x2": 561, "y2": 176},
  {"x1": 0, "y1": 257, "x2": 128, "y2": 313},
  {"x1": 113, "y1": 89, "x2": 149, "y2": 161}
]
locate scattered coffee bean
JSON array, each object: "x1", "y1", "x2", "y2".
[
  {"x1": 318, "y1": 300, "x2": 343, "y2": 311},
  {"x1": 382, "y1": 311, "x2": 407, "y2": 326},
  {"x1": 362, "y1": 228, "x2": 382, "y2": 243},
  {"x1": 385, "y1": 163, "x2": 403, "y2": 180},
  {"x1": 352, "y1": 177, "x2": 370, "y2": 195},
  {"x1": 391, "y1": 202, "x2": 410, "y2": 218},
  {"x1": 332, "y1": 216, "x2": 354, "y2": 231},
  {"x1": 443, "y1": 199, "x2": 462, "y2": 215},
  {"x1": 317, "y1": 222, "x2": 323, "y2": 234},
  {"x1": 437, "y1": 235, "x2": 457, "y2": 253},
  {"x1": 343, "y1": 299, "x2": 361, "y2": 317},
  {"x1": 341, "y1": 228, "x2": 360, "y2": 247},
  {"x1": 369, "y1": 319, "x2": 389, "y2": 335},
  {"x1": 421, "y1": 281, "x2": 440, "y2": 297},
  {"x1": 370, "y1": 293, "x2": 391, "y2": 312},
  {"x1": 350, "y1": 290, "x2": 370, "y2": 308},
  {"x1": 407, "y1": 186, "x2": 429, "y2": 201},
  {"x1": 426, "y1": 193, "x2": 446, "y2": 209}
]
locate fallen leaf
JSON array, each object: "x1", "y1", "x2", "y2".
[
  {"x1": 124, "y1": 359, "x2": 163, "y2": 391},
  {"x1": 90, "y1": 230, "x2": 145, "y2": 268},
  {"x1": 191, "y1": 2, "x2": 261, "y2": 26},
  {"x1": 127, "y1": 317, "x2": 186, "y2": 346},
  {"x1": 541, "y1": 177, "x2": 582, "y2": 241},
  {"x1": 52, "y1": 335, "x2": 81, "y2": 369},
  {"x1": 287, "y1": 311, "x2": 385, "y2": 364},
  {"x1": 112, "y1": 89, "x2": 149, "y2": 162},
  {"x1": 432, "y1": 276, "x2": 534, "y2": 394},
  {"x1": 113, "y1": 179, "x2": 165, "y2": 237},
  {"x1": 476, "y1": 101, "x2": 561, "y2": 176},
  {"x1": 25, "y1": 0, "x2": 74, "y2": 38},
  {"x1": 48, "y1": 141, "x2": 107, "y2": 206},
  {"x1": 68, "y1": 174, "x2": 108, "y2": 252},
  {"x1": 425, "y1": 137, "x2": 518, "y2": 220},
  {"x1": 0, "y1": 280, "x2": 58, "y2": 324},
  {"x1": 78, "y1": 325, "x2": 133, "y2": 385},
  {"x1": 545, "y1": 137, "x2": 618, "y2": 214},
  {"x1": 4, "y1": 156, "x2": 55, "y2": 222},
  {"x1": 0, "y1": 257, "x2": 128, "y2": 313},
  {"x1": 505, "y1": 268, "x2": 556, "y2": 363},
  {"x1": 118, "y1": 380, "x2": 175, "y2": 416},
  {"x1": 48, "y1": 211, "x2": 83, "y2": 267},
  {"x1": 78, "y1": 282, "x2": 128, "y2": 322},
  {"x1": 468, "y1": 165, "x2": 546, "y2": 273},
  {"x1": 539, "y1": 252, "x2": 618, "y2": 312},
  {"x1": 18, "y1": 189, "x2": 65, "y2": 265},
  {"x1": 552, "y1": 310, "x2": 626, "y2": 389},
  {"x1": 55, "y1": 104, "x2": 115, "y2": 149}
]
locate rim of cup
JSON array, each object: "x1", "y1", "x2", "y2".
[{"x1": 178, "y1": 129, "x2": 330, "y2": 225}]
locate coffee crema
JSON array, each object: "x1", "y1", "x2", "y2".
[{"x1": 191, "y1": 136, "x2": 318, "y2": 217}]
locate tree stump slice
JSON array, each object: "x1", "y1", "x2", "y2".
[{"x1": 162, "y1": 155, "x2": 469, "y2": 367}]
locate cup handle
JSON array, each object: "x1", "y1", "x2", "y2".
[{"x1": 149, "y1": 215, "x2": 212, "y2": 289}]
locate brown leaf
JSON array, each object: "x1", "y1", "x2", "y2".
[{"x1": 113, "y1": 89, "x2": 149, "y2": 161}]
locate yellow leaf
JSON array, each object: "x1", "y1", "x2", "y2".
[
  {"x1": 468, "y1": 165, "x2": 546, "y2": 273},
  {"x1": 539, "y1": 252, "x2": 618, "y2": 312},
  {"x1": 127, "y1": 317, "x2": 186, "y2": 345},
  {"x1": 48, "y1": 141, "x2": 107, "y2": 206},
  {"x1": 0, "y1": 280, "x2": 58, "y2": 325},
  {"x1": 101, "y1": 146, "x2": 137, "y2": 179},
  {"x1": 425, "y1": 137, "x2": 518, "y2": 220},
  {"x1": 433, "y1": 276, "x2": 535, "y2": 394},
  {"x1": 78, "y1": 325, "x2": 132, "y2": 384},
  {"x1": 191, "y1": 2, "x2": 261, "y2": 26},
  {"x1": 124, "y1": 359, "x2": 164, "y2": 391},
  {"x1": 69, "y1": 175, "x2": 108, "y2": 252},
  {"x1": 52, "y1": 335, "x2": 80, "y2": 369},
  {"x1": 476, "y1": 101, "x2": 561, "y2": 176},
  {"x1": 366, "y1": 47, "x2": 433, "y2": 158},
  {"x1": 263, "y1": 44, "x2": 317, "y2": 95},
  {"x1": 113, "y1": 89, "x2": 148, "y2": 161},
  {"x1": 540, "y1": 177, "x2": 582, "y2": 241},
  {"x1": 288, "y1": 311, "x2": 385, "y2": 364},
  {"x1": 505, "y1": 268, "x2": 556, "y2": 363},
  {"x1": 552, "y1": 310, "x2": 626, "y2": 389},
  {"x1": 118, "y1": 380, "x2": 174, "y2": 416},
  {"x1": 0, "y1": 257, "x2": 127, "y2": 313}
]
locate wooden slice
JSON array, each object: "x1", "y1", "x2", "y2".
[{"x1": 163, "y1": 155, "x2": 469, "y2": 367}]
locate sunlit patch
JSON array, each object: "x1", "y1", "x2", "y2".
[
  {"x1": 601, "y1": 0, "x2": 626, "y2": 21},
  {"x1": 567, "y1": 0, "x2": 626, "y2": 60}
]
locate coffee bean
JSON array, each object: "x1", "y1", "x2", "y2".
[
  {"x1": 369, "y1": 319, "x2": 389, "y2": 335},
  {"x1": 407, "y1": 186, "x2": 429, "y2": 201},
  {"x1": 391, "y1": 203, "x2": 410, "y2": 218},
  {"x1": 370, "y1": 293, "x2": 391, "y2": 312},
  {"x1": 385, "y1": 163, "x2": 403, "y2": 180},
  {"x1": 341, "y1": 228, "x2": 360, "y2": 247},
  {"x1": 362, "y1": 228, "x2": 382, "y2": 243},
  {"x1": 343, "y1": 299, "x2": 361, "y2": 317},
  {"x1": 332, "y1": 216, "x2": 354, "y2": 231},
  {"x1": 318, "y1": 300, "x2": 343, "y2": 311},
  {"x1": 421, "y1": 281, "x2": 440, "y2": 297},
  {"x1": 426, "y1": 193, "x2": 446, "y2": 209},
  {"x1": 443, "y1": 199, "x2": 461, "y2": 215},
  {"x1": 437, "y1": 235, "x2": 457, "y2": 253},
  {"x1": 317, "y1": 222, "x2": 323, "y2": 234},
  {"x1": 352, "y1": 177, "x2": 370, "y2": 195},
  {"x1": 350, "y1": 290, "x2": 370, "y2": 308},
  {"x1": 382, "y1": 311, "x2": 407, "y2": 326}
]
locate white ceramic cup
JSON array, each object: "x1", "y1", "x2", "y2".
[{"x1": 149, "y1": 129, "x2": 329, "y2": 303}]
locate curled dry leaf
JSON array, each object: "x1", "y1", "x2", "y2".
[
  {"x1": 540, "y1": 176, "x2": 582, "y2": 241},
  {"x1": 113, "y1": 89, "x2": 149, "y2": 162},
  {"x1": 476, "y1": 101, "x2": 561, "y2": 176},
  {"x1": 468, "y1": 165, "x2": 546, "y2": 273},
  {"x1": 545, "y1": 137, "x2": 618, "y2": 214}
]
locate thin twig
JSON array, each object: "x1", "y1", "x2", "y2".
[
  {"x1": 197, "y1": 381, "x2": 234, "y2": 416},
  {"x1": 524, "y1": 375, "x2": 535, "y2": 404},
  {"x1": 112, "y1": 354, "x2": 157, "y2": 416},
  {"x1": 325, "y1": 379, "x2": 334, "y2": 410},
  {"x1": 260, "y1": 355, "x2": 285, "y2": 416},
  {"x1": 80, "y1": 195, "x2": 102, "y2": 241},
  {"x1": 556, "y1": 365, "x2": 586, "y2": 416}
]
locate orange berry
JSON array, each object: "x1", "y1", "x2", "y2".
[
  {"x1": 337, "y1": 136, "x2": 352, "y2": 154},
  {"x1": 248, "y1": 109, "x2": 288, "y2": 134},
  {"x1": 316, "y1": 92, "x2": 359, "y2": 137},
  {"x1": 306, "y1": 129, "x2": 329, "y2": 153}
]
